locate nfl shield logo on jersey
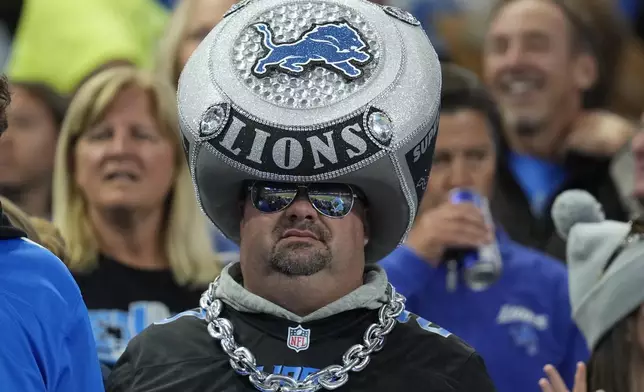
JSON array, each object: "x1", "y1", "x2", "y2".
[{"x1": 287, "y1": 325, "x2": 311, "y2": 353}]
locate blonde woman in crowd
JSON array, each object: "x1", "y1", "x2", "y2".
[
  {"x1": 52, "y1": 66, "x2": 220, "y2": 368},
  {"x1": 155, "y1": 0, "x2": 237, "y2": 88},
  {"x1": 539, "y1": 190, "x2": 644, "y2": 392},
  {"x1": 156, "y1": 0, "x2": 241, "y2": 264}
]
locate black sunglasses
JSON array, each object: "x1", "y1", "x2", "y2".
[
  {"x1": 247, "y1": 181, "x2": 362, "y2": 218},
  {"x1": 602, "y1": 216, "x2": 644, "y2": 275}
]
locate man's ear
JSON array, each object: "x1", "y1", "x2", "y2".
[{"x1": 573, "y1": 52, "x2": 598, "y2": 91}]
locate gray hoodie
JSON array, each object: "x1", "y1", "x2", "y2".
[{"x1": 214, "y1": 262, "x2": 390, "y2": 322}]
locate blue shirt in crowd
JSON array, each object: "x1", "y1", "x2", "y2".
[
  {"x1": 508, "y1": 152, "x2": 567, "y2": 217},
  {"x1": 0, "y1": 237, "x2": 104, "y2": 392},
  {"x1": 380, "y1": 230, "x2": 588, "y2": 392}
]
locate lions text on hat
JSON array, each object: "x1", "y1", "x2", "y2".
[{"x1": 200, "y1": 105, "x2": 386, "y2": 175}]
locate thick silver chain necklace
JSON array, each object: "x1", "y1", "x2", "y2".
[{"x1": 199, "y1": 276, "x2": 406, "y2": 392}]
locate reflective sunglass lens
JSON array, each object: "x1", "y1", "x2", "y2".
[
  {"x1": 252, "y1": 182, "x2": 298, "y2": 213},
  {"x1": 308, "y1": 184, "x2": 354, "y2": 217}
]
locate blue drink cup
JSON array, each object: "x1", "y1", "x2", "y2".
[{"x1": 447, "y1": 188, "x2": 502, "y2": 291}]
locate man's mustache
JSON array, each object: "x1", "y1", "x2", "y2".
[{"x1": 273, "y1": 220, "x2": 331, "y2": 242}]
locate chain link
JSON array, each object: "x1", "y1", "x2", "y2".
[{"x1": 200, "y1": 277, "x2": 406, "y2": 391}]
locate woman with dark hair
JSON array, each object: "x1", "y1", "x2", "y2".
[
  {"x1": 539, "y1": 189, "x2": 644, "y2": 392},
  {"x1": 0, "y1": 80, "x2": 67, "y2": 219}
]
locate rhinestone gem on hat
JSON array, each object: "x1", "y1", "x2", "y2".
[
  {"x1": 224, "y1": 0, "x2": 253, "y2": 18},
  {"x1": 382, "y1": 5, "x2": 421, "y2": 26},
  {"x1": 199, "y1": 103, "x2": 230, "y2": 139},
  {"x1": 367, "y1": 111, "x2": 393, "y2": 145}
]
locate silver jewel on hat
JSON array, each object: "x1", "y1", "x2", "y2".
[
  {"x1": 382, "y1": 5, "x2": 421, "y2": 26},
  {"x1": 198, "y1": 103, "x2": 231, "y2": 140},
  {"x1": 366, "y1": 111, "x2": 394, "y2": 146},
  {"x1": 224, "y1": 0, "x2": 253, "y2": 18}
]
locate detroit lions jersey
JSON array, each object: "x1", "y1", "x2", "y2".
[{"x1": 106, "y1": 306, "x2": 496, "y2": 391}]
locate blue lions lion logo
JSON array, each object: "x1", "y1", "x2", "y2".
[{"x1": 252, "y1": 21, "x2": 372, "y2": 79}]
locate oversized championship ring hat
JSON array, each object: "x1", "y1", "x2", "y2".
[{"x1": 178, "y1": 0, "x2": 441, "y2": 263}]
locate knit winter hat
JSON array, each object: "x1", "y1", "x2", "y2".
[{"x1": 551, "y1": 189, "x2": 644, "y2": 350}]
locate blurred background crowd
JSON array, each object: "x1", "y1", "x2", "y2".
[{"x1": 2, "y1": 0, "x2": 644, "y2": 391}]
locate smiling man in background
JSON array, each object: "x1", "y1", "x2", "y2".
[{"x1": 483, "y1": 0, "x2": 634, "y2": 260}]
